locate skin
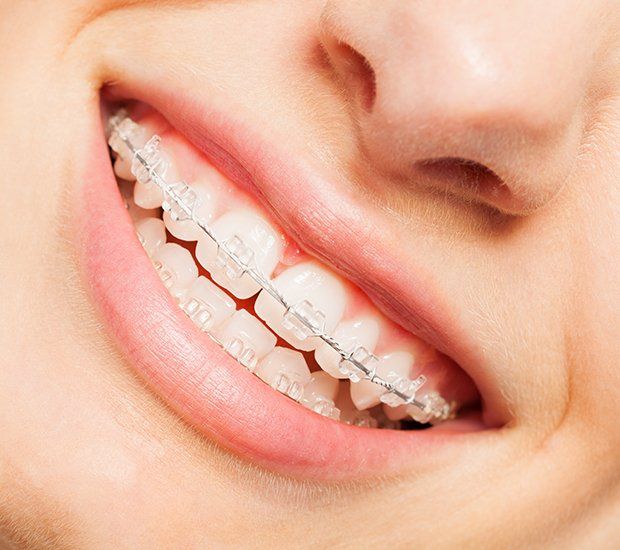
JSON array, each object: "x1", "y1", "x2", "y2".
[{"x1": 1, "y1": 0, "x2": 619, "y2": 547}]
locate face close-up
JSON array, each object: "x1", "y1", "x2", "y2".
[{"x1": 1, "y1": 0, "x2": 619, "y2": 547}]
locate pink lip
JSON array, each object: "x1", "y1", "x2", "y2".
[{"x1": 76, "y1": 77, "x2": 501, "y2": 479}]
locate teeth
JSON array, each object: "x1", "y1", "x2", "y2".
[
  {"x1": 406, "y1": 391, "x2": 452, "y2": 424},
  {"x1": 254, "y1": 261, "x2": 346, "y2": 351},
  {"x1": 114, "y1": 155, "x2": 136, "y2": 181},
  {"x1": 119, "y1": 181, "x2": 160, "y2": 223},
  {"x1": 151, "y1": 243, "x2": 198, "y2": 298},
  {"x1": 134, "y1": 180, "x2": 165, "y2": 209},
  {"x1": 135, "y1": 217, "x2": 166, "y2": 257},
  {"x1": 195, "y1": 209, "x2": 283, "y2": 299},
  {"x1": 213, "y1": 309, "x2": 277, "y2": 372},
  {"x1": 336, "y1": 386, "x2": 379, "y2": 428},
  {"x1": 383, "y1": 403, "x2": 409, "y2": 421},
  {"x1": 300, "y1": 371, "x2": 340, "y2": 419},
  {"x1": 315, "y1": 317, "x2": 380, "y2": 379},
  {"x1": 133, "y1": 152, "x2": 180, "y2": 209},
  {"x1": 163, "y1": 179, "x2": 217, "y2": 241},
  {"x1": 110, "y1": 119, "x2": 148, "y2": 180},
  {"x1": 255, "y1": 347, "x2": 311, "y2": 402},
  {"x1": 350, "y1": 351, "x2": 414, "y2": 410},
  {"x1": 178, "y1": 276, "x2": 236, "y2": 332},
  {"x1": 112, "y1": 113, "x2": 460, "y2": 429}
]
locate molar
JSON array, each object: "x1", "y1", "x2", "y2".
[
  {"x1": 255, "y1": 347, "x2": 312, "y2": 402},
  {"x1": 178, "y1": 276, "x2": 236, "y2": 332},
  {"x1": 254, "y1": 261, "x2": 346, "y2": 351},
  {"x1": 195, "y1": 209, "x2": 283, "y2": 299},
  {"x1": 314, "y1": 317, "x2": 380, "y2": 379},
  {"x1": 151, "y1": 242, "x2": 198, "y2": 298},
  {"x1": 163, "y1": 179, "x2": 217, "y2": 241},
  {"x1": 213, "y1": 309, "x2": 277, "y2": 372},
  {"x1": 350, "y1": 351, "x2": 414, "y2": 411},
  {"x1": 135, "y1": 217, "x2": 166, "y2": 257}
]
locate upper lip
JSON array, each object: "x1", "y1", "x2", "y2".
[{"x1": 78, "y1": 70, "x2": 507, "y2": 479}]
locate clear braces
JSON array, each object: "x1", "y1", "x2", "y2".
[{"x1": 108, "y1": 110, "x2": 456, "y2": 425}]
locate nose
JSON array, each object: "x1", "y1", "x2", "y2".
[{"x1": 319, "y1": 0, "x2": 599, "y2": 214}]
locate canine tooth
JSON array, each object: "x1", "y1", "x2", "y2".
[
  {"x1": 314, "y1": 317, "x2": 380, "y2": 379},
  {"x1": 179, "y1": 276, "x2": 235, "y2": 332},
  {"x1": 300, "y1": 371, "x2": 340, "y2": 419},
  {"x1": 254, "y1": 261, "x2": 346, "y2": 351},
  {"x1": 135, "y1": 217, "x2": 166, "y2": 257},
  {"x1": 350, "y1": 351, "x2": 414, "y2": 410},
  {"x1": 163, "y1": 179, "x2": 216, "y2": 241},
  {"x1": 213, "y1": 310, "x2": 277, "y2": 372},
  {"x1": 255, "y1": 347, "x2": 311, "y2": 402},
  {"x1": 151, "y1": 243, "x2": 198, "y2": 298},
  {"x1": 195, "y1": 209, "x2": 283, "y2": 299}
]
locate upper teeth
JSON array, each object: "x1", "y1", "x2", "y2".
[
  {"x1": 254, "y1": 261, "x2": 347, "y2": 352},
  {"x1": 107, "y1": 111, "x2": 457, "y2": 426},
  {"x1": 196, "y1": 209, "x2": 284, "y2": 299},
  {"x1": 314, "y1": 316, "x2": 380, "y2": 379},
  {"x1": 164, "y1": 179, "x2": 217, "y2": 241}
]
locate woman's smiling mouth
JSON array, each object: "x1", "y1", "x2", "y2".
[{"x1": 77, "y1": 82, "x2": 507, "y2": 479}]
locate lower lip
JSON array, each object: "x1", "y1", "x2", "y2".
[{"x1": 77, "y1": 115, "x2": 484, "y2": 480}]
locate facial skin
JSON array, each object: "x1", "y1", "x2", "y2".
[{"x1": 1, "y1": 0, "x2": 619, "y2": 547}]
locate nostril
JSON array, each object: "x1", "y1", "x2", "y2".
[
  {"x1": 327, "y1": 40, "x2": 377, "y2": 112},
  {"x1": 415, "y1": 157, "x2": 510, "y2": 205}
]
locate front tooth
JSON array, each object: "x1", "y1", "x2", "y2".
[
  {"x1": 178, "y1": 276, "x2": 235, "y2": 332},
  {"x1": 254, "y1": 261, "x2": 346, "y2": 351},
  {"x1": 195, "y1": 209, "x2": 283, "y2": 299},
  {"x1": 300, "y1": 371, "x2": 340, "y2": 419},
  {"x1": 213, "y1": 309, "x2": 277, "y2": 372},
  {"x1": 151, "y1": 243, "x2": 198, "y2": 298},
  {"x1": 163, "y1": 179, "x2": 217, "y2": 241},
  {"x1": 255, "y1": 347, "x2": 311, "y2": 402},
  {"x1": 314, "y1": 317, "x2": 380, "y2": 379},
  {"x1": 350, "y1": 351, "x2": 414, "y2": 410},
  {"x1": 135, "y1": 217, "x2": 166, "y2": 257}
]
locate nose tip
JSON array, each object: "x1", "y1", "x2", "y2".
[{"x1": 319, "y1": 1, "x2": 593, "y2": 214}]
